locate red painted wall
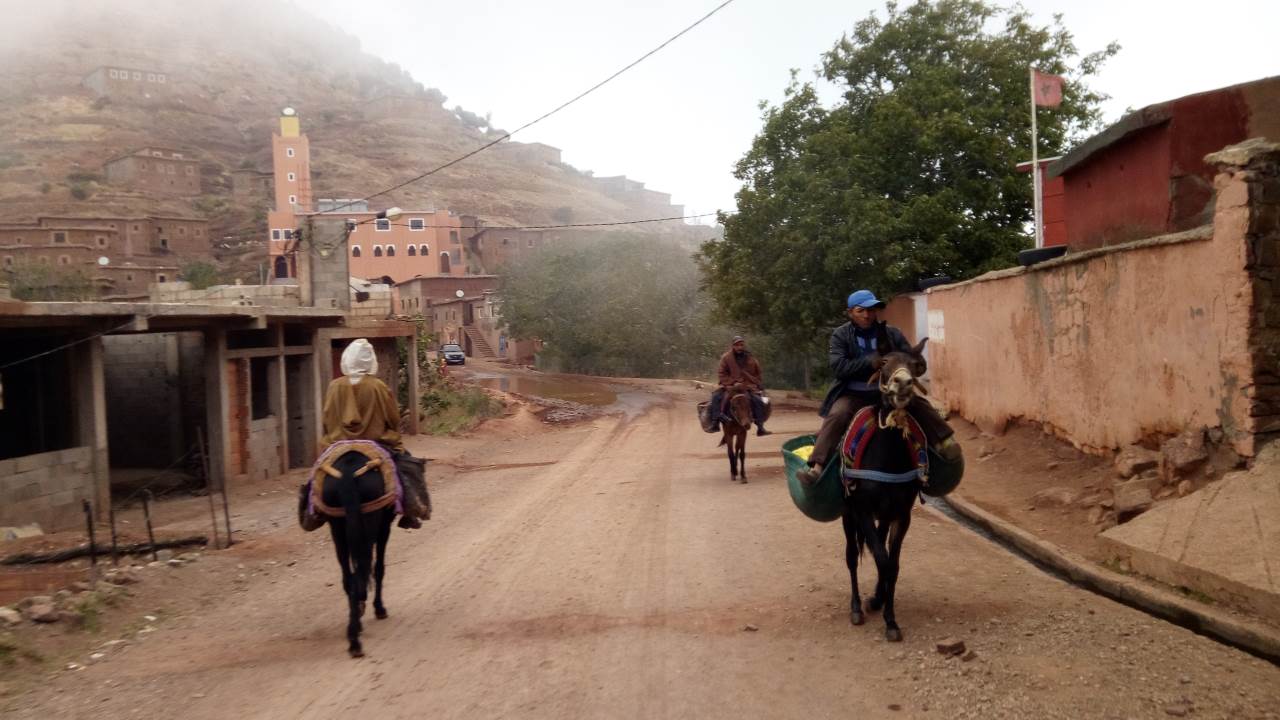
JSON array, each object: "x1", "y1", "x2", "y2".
[
  {"x1": 1062, "y1": 123, "x2": 1172, "y2": 250},
  {"x1": 1042, "y1": 175, "x2": 1066, "y2": 248}
]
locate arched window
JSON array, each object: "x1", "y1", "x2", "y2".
[
  {"x1": 439, "y1": 251, "x2": 451, "y2": 274},
  {"x1": 407, "y1": 245, "x2": 416, "y2": 256},
  {"x1": 273, "y1": 255, "x2": 289, "y2": 279},
  {"x1": 373, "y1": 245, "x2": 383, "y2": 257},
  {"x1": 386, "y1": 245, "x2": 396, "y2": 257},
  {"x1": 419, "y1": 244, "x2": 429, "y2": 255},
  {"x1": 351, "y1": 245, "x2": 361, "y2": 258}
]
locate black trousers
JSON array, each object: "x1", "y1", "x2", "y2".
[{"x1": 709, "y1": 389, "x2": 767, "y2": 426}]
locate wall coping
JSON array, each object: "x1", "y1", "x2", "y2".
[{"x1": 927, "y1": 225, "x2": 1214, "y2": 295}]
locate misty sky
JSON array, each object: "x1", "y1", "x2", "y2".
[{"x1": 295, "y1": 0, "x2": 1279, "y2": 220}]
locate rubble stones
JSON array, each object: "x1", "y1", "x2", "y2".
[
  {"x1": 0, "y1": 606, "x2": 22, "y2": 627},
  {"x1": 1031, "y1": 487, "x2": 1079, "y2": 508},
  {"x1": 155, "y1": 549, "x2": 175, "y2": 562},
  {"x1": 104, "y1": 568, "x2": 140, "y2": 585},
  {"x1": 23, "y1": 600, "x2": 59, "y2": 623},
  {"x1": 1112, "y1": 479, "x2": 1154, "y2": 521},
  {"x1": 936, "y1": 637, "x2": 966, "y2": 656},
  {"x1": 1161, "y1": 429, "x2": 1210, "y2": 482},
  {"x1": 1114, "y1": 446, "x2": 1159, "y2": 479},
  {"x1": 1177, "y1": 480, "x2": 1194, "y2": 497}
]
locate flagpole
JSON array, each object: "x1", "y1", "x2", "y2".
[{"x1": 1030, "y1": 67, "x2": 1043, "y2": 249}]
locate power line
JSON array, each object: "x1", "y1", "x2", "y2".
[{"x1": 325, "y1": 0, "x2": 738, "y2": 215}]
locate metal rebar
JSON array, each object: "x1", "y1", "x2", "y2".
[
  {"x1": 197, "y1": 426, "x2": 220, "y2": 550},
  {"x1": 107, "y1": 499, "x2": 119, "y2": 566},
  {"x1": 220, "y1": 487, "x2": 233, "y2": 548},
  {"x1": 141, "y1": 490, "x2": 158, "y2": 562}
]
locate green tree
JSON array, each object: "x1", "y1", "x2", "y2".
[
  {"x1": 179, "y1": 261, "x2": 224, "y2": 290},
  {"x1": 500, "y1": 235, "x2": 728, "y2": 377},
  {"x1": 699, "y1": 0, "x2": 1117, "y2": 348}
]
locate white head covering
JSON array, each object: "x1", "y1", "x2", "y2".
[{"x1": 340, "y1": 338, "x2": 378, "y2": 385}]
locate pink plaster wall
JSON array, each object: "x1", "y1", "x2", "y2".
[{"x1": 926, "y1": 171, "x2": 1257, "y2": 455}]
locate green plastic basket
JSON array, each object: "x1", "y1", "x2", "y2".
[{"x1": 781, "y1": 434, "x2": 845, "y2": 523}]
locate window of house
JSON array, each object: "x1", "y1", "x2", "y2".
[
  {"x1": 288, "y1": 194, "x2": 297, "y2": 205},
  {"x1": 407, "y1": 245, "x2": 416, "y2": 256},
  {"x1": 375, "y1": 219, "x2": 390, "y2": 232},
  {"x1": 160, "y1": 238, "x2": 169, "y2": 249},
  {"x1": 157, "y1": 74, "x2": 166, "y2": 83},
  {"x1": 185, "y1": 166, "x2": 194, "y2": 175},
  {"x1": 287, "y1": 172, "x2": 295, "y2": 182},
  {"x1": 133, "y1": 224, "x2": 141, "y2": 232},
  {"x1": 282, "y1": 229, "x2": 293, "y2": 240},
  {"x1": 52, "y1": 231, "x2": 66, "y2": 243},
  {"x1": 157, "y1": 273, "x2": 167, "y2": 282},
  {"x1": 386, "y1": 245, "x2": 396, "y2": 257},
  {"x1": 3, "y1": 257, "x2": 12, "y2": 268},
  {"x1": 109, "y1": 69, "x2": 118, "y2": 79},
  {"x1": 133, "y1": 72, "x2": 142, "y2": 80},
  {"x1": 373, "y1": 245, "x2": 383, "y2": 257},
  {"x1": 179, "y1": 227, "x2": 186, "y2": 236},
  {"x1": 38, "y1": 256, "x2": 50, "y2": 265},
  {"x1": 126, "y1": 272, "x2": 133, "y2": 281},
  {"x1": 502, "y1": 238, "x2": 510, "y2": 246},
  {"x1": 419, "y1": 244, "x2": 428, "y2": 255},
  {"x1": 271, "y1": 229, "x2": 281, "y2": 240},
  {"x1": 351, "y1": 245, "x2": 361, "y2": 258},
  {"x1": 286, "y1": 147, "x2": 295, "y2": 158},
  {"x1": 449, "y1": 230, "x2": 459, "y2": 244},
  {"x1": 527, "y1": 238, "x2": 535, "y2": 248},
  {"x1": 97, "y1": 236, "x2": 107, "y2": 247},
  {"x1": 58, "y1": 255, "x2": 69, "y2": 265},
  {"x1": 409, "y1": 218, "x2": 425, "y2": 231},
  {"x1": 147, "y1": 73, "x2": 156, "y2": 82},
  {"x1": 13, "y1": 236, "x2": 22, "y2": 245},
  {"x1": 195, "y1": 228, "x2": 203, "y2": 237}
]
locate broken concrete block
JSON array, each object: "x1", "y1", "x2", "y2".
[
  {"x1": 1114, "y1": 446, "x2": 1159, "y2": 479},
  {"x1": 1113, "y1": 479, "x2": 1154, "y2": 521},
  {"x1": 1031, "y1": 486, "x2": 1079, "y2": 508},
  {"x1": 1161, "y1": 429, "x2": 1209, "y2": 482}
]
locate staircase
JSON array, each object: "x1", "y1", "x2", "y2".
[{"x1": 463, "y1": 326, "x2": 497, "y2": 359}]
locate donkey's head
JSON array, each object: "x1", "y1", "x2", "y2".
[{"x1": 874, "y1": 328, "x2": 929, "y2": 411}]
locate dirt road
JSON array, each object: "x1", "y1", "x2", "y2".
[{"x1": 6, "y1": 383, "x2": 1280, "y2": 719}]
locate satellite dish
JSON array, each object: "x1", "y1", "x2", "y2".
[
  {"x1": 97, "y1": 256, "x2": 110, "y2": 266},
  {"x1": 282, "y1": 107, "x2": 297, "y2": 117},
  {"x1": 455, "y1": 290, "x2": 465, "y2": 298}
]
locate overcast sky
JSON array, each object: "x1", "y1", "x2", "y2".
[{"x1": 295, "y1": 0, "x2": 1279, "y2": 221}]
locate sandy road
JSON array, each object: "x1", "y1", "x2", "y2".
[{"x1": 8, "y1": 387, "x2": 1280, "y2": 719}]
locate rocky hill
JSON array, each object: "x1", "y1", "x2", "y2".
[{"x1": 0, "y1": 0, "x2": 716, "y2": 278}]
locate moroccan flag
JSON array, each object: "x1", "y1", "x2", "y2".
[{"x1": 1033, "y1": 70, "x2": 1065, "y2": 107}]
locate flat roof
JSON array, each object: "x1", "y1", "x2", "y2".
[{"x1": 0, "y1": 300, "x2": 344, "y2": 332}]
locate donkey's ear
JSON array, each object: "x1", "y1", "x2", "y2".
[{"x1": 911, "y1": 337, "x2": 929, "y2": 356}]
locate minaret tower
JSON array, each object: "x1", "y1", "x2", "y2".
[{"x1": 267, "y1": 107, "x2": 313, "y2": 280}]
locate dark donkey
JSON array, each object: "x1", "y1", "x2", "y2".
[
  {"x1": 320, "y1": 450, "x2": 397, "y2": 657},
  {"x1": 718, "y1": 388, "x2": 769, "y2": 483},
  {"x1": 842, "y1": 332, "x2": 930, "y2": 642}
]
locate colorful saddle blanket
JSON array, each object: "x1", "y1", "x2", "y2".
[
  {"x1": 839, "y1": 405, "x2": 930, "y2": 488},
  {"x1": 308, "y1": 440, "x2": 403, "y2": 518}
]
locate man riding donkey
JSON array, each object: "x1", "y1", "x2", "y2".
[
  {"x1": 798, "y1": 290, "x2": 960, "y2": 485},
  {"x1": 709, "y1": 336, "x2": 773, "y2": 437},
  {"x1": 320, "y1": 338, "x2": 432, "y2": 529}
]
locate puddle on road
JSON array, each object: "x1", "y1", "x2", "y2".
[{"x1": 466, "y1": 373, "x2": 618, "y2": 406}]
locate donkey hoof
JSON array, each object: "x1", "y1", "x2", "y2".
[
  {"x1": 375, "y1": 606, "x2": 389, "y2": 620},
  {"x1": 349, "y1": 645, "x2": 365, "y2": 658},
  {"x1": 866, "y1": 596, "x2": 884, "y2": 613},
  {"x1": 885, "y1": 626, "x2": 903, "y2": 643},
  {"x1": 850, "y1": 609, "x2": 865, "y2": 626},
  {"x1": 740, "y1": 477, "x2": 748, "y2": 484}
]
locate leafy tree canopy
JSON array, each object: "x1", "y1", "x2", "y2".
[{"x1": 698, "y1": 0, "x2": 1117, "y2": 345}]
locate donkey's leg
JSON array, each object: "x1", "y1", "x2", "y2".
[
  {"x1": 857, "y1": 512, "x2": 894, "y2": 628},
  {"x1": 373, "y1": 510, "x2": 392, "y2": 620},
  {"x1": 738, "y1": 440, "x2": 748, "y2": 483},
  {"x1": 881, "y1": 513, "x2": 913, "y2": 643},
  {"x1": 329, "y1": 519, "x2": 363, "y2": 657},
  {"x1": 726, "y1": 433, "x2": 739, "y2": 480},
  {"x1": 867, "y1": 520, "x2": 893, "y2": 612},
  {"x1": 842, "y1": 508, "x2": 864, "y2": 627}
]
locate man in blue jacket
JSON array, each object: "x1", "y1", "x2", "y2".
[{"x1": 798, "y1": 290, "x2": 958, "y2": 485}]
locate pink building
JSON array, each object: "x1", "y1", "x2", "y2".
[{"x1": 265, "y1": 110, "x2": 470, "y2": 283}]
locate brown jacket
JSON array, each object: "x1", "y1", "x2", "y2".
[
  {"x1": 321, "y1": 376, "x2": 404, "y2": 451},
  {"x1": 717, "y1": 350, "x2": 763, "y2": 391}
]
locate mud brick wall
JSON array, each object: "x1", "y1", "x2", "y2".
[
  {"x1": 247, "y1": 417, "x2": 283, "y2": 481},
  {"x1": 0, "y1": 447, "x2": 95, "y2": 531},
  {"x1": 926, "y1": 139, "x2": 1279, "y2": 458},
  {"x1": 103, "y1": 334, "x2": 178, "y2": 467}
]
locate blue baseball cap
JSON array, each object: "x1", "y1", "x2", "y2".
[{"x1": 847, "y1": 290, "x2": 886, "y2": 309}]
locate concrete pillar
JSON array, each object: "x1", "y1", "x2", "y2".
[
  {"x1": 408, "y1": 326, "x2": 421, "y2": 435},
  {"x1": 165, "y1": 334, "x2": 183, "y2": 460},
  {"x1": 203, "y1": 327, "x2": 230, "y2": 491},
  {"x1": 271, "y1": 324, "x2": 288, "y2": 474},
  {"x1": 73, "y1": 337, "x2": 109, "y2": 520}
]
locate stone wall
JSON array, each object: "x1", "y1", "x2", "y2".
[
  {"x1": 926, "y1": 138, "x2": 1279, "y2": 458},
  {"x1": 246, "y1": 416, "x2": 283, "y2": 481},
  {"x1": 0, "y1": 447, "x2": 95, "y2": 531}
]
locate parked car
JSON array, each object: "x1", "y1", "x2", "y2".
[{"x1": 441, "y1": 343, "x2": 466, "y2": 365}]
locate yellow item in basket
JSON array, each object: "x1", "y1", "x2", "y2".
[{"x1": 792, "y1": 445, "x2": 815, "y2": 462}]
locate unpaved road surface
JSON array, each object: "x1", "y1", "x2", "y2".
[{"x1": 6, "y1": 385, "x2": 1280, "y2": 719}]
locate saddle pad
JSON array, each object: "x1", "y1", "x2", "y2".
[
  {"x1": 839, "y1": 406, "x2": 930, "y2": 488},
  {"x1": 309, "y1": 440, "x2": 402, "y2": 518}
]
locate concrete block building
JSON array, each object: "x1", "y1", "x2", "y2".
[
  {"x1": 104, "y1": 147, "x2": 201, "y2": 196},
  {"x1": 83, "y1": 66, "x2": 171, "y2": 100}
]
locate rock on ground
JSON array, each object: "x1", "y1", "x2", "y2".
[{"x1": 1114, "y1": 446, "x2": 1159, "y2": 479}]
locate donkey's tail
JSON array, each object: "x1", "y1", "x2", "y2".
[{"x1": 338, "y1": 467, "x2": 370, "y2": 585}]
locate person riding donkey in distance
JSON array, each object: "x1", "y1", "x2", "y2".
[
  {"x1": 321, "y1": 339, "x2": 431, "y2": 529},
  {"x1": 798, "y1": 290, "x2": 960, "y2": 485},
  {"x1": 709, "y1": 335, "x2": 773, "y2": 437}
]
